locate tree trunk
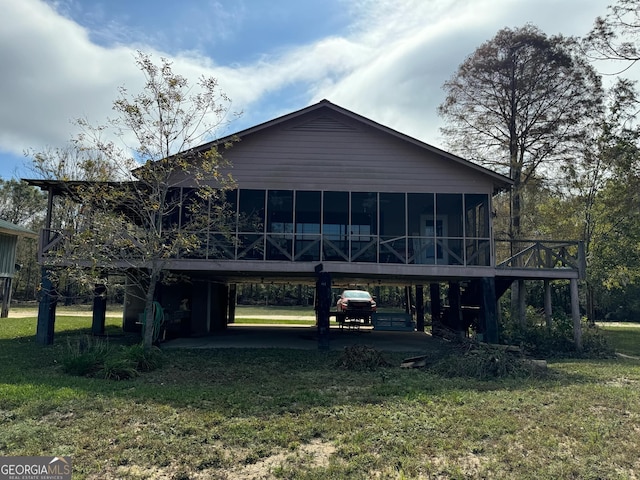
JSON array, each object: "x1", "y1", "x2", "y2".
[
  {"x1": 143, "y1": 270, "x2": 159, "y2": 350},
  {"x1": 586, "y1": 282, "x2": 596, "y2": 324}
]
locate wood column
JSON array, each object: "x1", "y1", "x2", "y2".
[
  {"x1": 481, "y1": 277, "x2": 498, "y2": 343},
  {"x1": 415, "y1": 284, "x2": 425, "y2": 332},
  {"x1": 1, "y1": 277, "x2": 12, "y2": 318},
  {"x1": 316, "y1": 272, "x2": 331, "y2": 350},
  {"x1": 544, "y1": 280, "x2": 552, "y2": 330},
  {"x1": 430, "y1": 283, "x2": 441, "y2": 334},
  {"x1": 190, "y1": 280, "x2": 210, "y2": 336},
  {"x1": 36, "y1": 268, "x2": 57, "y2": 345},
  {"x1": 210, "y1": 283, "x2": 229, "y2": 332},
  {"x1": 228, "y1": 284, "x2": 237, "y2": 324},
  {"x1": 570, "y1": 278, "x2": 582, "y2": 351},
  {"x1": 91, "y1": 284, "x2": 107, "y2": 335},
  {"x1": 404, "y1": 286, "x2": 413, "y2": 315},
  {"x1": 448, "y1": 281, "x2": 464, "y2": 336},
  {"x1": 517, "y1": 279, "x2": 526, "y2": 326}
]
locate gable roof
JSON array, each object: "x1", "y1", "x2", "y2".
[
  {"x1": 0, "y1": 219, "x2": 37, "y2": 238},
  {"x1": 198, "y1": 99, "x2": 513, "y2": 190}
]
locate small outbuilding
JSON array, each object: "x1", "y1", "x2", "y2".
[{"x1": 0, "y1": 219, "x2": 37, "y2": 317}]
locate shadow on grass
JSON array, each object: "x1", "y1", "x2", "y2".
[
  {"x1": 600, "y1": 325, "x2": 640, "y2": 357},
  {"x1": 1, "y1": 319, "x2": 626, "y2": 419}
]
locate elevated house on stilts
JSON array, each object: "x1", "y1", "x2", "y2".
[{"x1": 27, "y1": 100, "x2": 586, "y2": 348}]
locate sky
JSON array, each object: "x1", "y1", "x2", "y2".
[{"x1": 0, "y1": 0, "x2": 616, "y2": 180}]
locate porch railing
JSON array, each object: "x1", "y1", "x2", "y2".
[
  {"x1": 495, "y1": 239, "x2": 586, "y2": 279},
  {"x1": 38, "y1": 229, "x2": 65, "y2": 263},
  {"x1": 37, "y1": 228, "x2": 585, "y2": 277}
]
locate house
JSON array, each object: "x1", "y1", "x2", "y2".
[
  {"x1": 28, "y1": 100, "x2": 585, "y2": 346},
  {"x1": 0, "y1": 219, "x2": 37, "y2": 317}
]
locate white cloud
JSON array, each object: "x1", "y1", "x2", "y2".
[
  {"x1": 0, "y1": 0, "x2": 612, "y2": 171},
  {"x1": 0, "y1": 0, "x2": 141, "y2": 153}
]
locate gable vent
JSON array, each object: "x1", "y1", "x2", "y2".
[{"x1": 292, "y1": 116, "x2": 357, "y2": 132}]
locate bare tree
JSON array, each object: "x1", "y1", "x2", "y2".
[
  {"x1": 438, "y1": 25, "x2": 603, "y2": 242},
  {"x1": 583, "y1": 0, "x2": 640, "y2": 73},
  {"x1": 34, "y1": 52, "x2": 237, "y2": 349}
]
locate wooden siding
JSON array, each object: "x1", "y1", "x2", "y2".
[{"x1": 192, "y1": 109, "x2": 499, "y2": 195}]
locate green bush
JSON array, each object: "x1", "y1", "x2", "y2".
[
  {"x1": 99, "y1": 356, "x2": 139, "y2": 381},
  {"x1": 123, "y1": 343, "x2": 164, "y2": 372},
  {"x1": 500, "y1": 310, "x2": 614, "y2": 358},
  {"x1": 61, "y1": 336, "x2": 111, "y2": 377},
  {"x1": 60, "y1": 337, "x2": 164, "y2": 380}
]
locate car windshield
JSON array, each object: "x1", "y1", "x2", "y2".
[{"x1": 344, "y1": 290, "x2": 371, "y2": 299}]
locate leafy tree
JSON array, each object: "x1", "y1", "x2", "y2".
[
  {"x1": 438, "y1": 25, "x2": 603, "y2": 242},
  {"x1": 535, "y1": 78, "x2": 640, "y2": 321},
  {"x1": 33, "y1": 52, "x2": 236, "y2": 349},
  {"x1": 0, "y1": 179, "x2": 46, "y2": 302},
  {"x1": 581, "y1": 1, "x2": 640, "y2": 321},
  {"x1": 587, "y1": 83, "x2": 640, "y2": 320},
  {"x1": 0, "y1": 179, "x2": 46, "y2": 227}
]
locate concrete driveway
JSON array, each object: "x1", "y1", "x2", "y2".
[{"x1": 162, "y1": 324, "x2": 435, "y2": 353}]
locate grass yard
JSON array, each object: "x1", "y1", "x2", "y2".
[{"x1": 1, "y1": 309, "x2": 640, "y2": 479}]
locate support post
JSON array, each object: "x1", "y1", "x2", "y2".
[
  {"x1": 430, "y1": 283, "x2": 441, "y2": 334},
  {"x1": 570, "y1": 278, "x2": 582, "y2": 351},
  {"x1": 404, "y1": 286, "x2": 413, "y2": 315},
  {"x1": 544, "y1": 280, "x2": 552, "y2": 330},
  {"x1": 1, "y1": 277, "x2": 12, "y2": 318},
  {"x1": 481, "y1": 277, "x2": 498, "y2": 343},
  {"x1": 316, "y1": 271, "x2": 331, "y2": 350},
  {"x1": 448, "y1": 281, "x2": 464, "y2": 336},
  {"x1": 517, "y1": 279, "x2": 526, "y2": 326},
  {"x1": 415, "y1": 284, "x2": 425, "y2": 332},
  {"x1": 228, "y1": 284, "x2": 237, "y2": 324},
  {"x1": 92, "y1": 284, "x2": 107, "y2": 336},
  {"x1": 210, "y1": 283, "x2": 229, "y2": 332},
  {"x1": 191, "y1": 280, "x2": 210, "y2": 336},
  {"x1": 36, "y1": 268, "x2": 57, "y2": 345}
]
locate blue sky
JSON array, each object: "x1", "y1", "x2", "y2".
[{"x1": 0, "y1": 0, "x2": 616, "y2": 179}]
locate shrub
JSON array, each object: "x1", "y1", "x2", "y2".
[
  {"x1": 500, "y1": 310, "x2": 614, "y2": 359},
  {"x1": 61, "y1": 336, "x2": 111, "y2": 377},
  {"x1": 336, "y1": 345, "x2": 391, "y2": 371},
  {"x1": 99, "y1": 356, "x2": 139, "y2": 381},
  {"x1": 123, "y1": 343, "x2": 164, "y2": 372},
  {"x1": 60, "y1": 337, "x2": 164, "y2": 380}
]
